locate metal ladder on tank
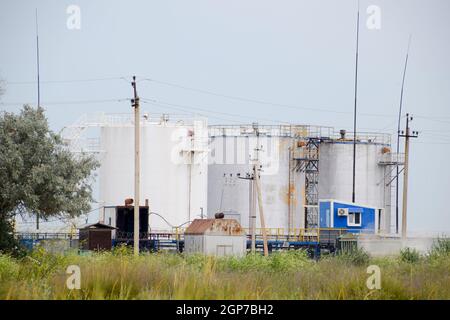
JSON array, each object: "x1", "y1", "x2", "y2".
[{"x1": 294, "y1": 136, "x2": 320, "y2": 229}]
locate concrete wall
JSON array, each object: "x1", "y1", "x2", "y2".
[{"x1": 357, "y1": 236, "x2": 435, "y2": 256}]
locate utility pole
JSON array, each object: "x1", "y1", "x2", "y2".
[
  {"x1": 239, "y1": 170, "x2": 256, "y2": 253},
  {"x1": 251, "y1": 177, "x2": 256, "y2": 253},
  {"x1": 244, "y1": 174, "x2": 256, "y2": 253},
  {"x1": 252, "y1": 124, "x2": 268, "y2": 256},
  {"x1": 131, "y1": 76, "x2": 140, "y2": 256},
  {"x1": 254, "y1": 162, "x2": 269, "y2": 257},
  {"x1": 399, "y1": 113, "x2": 418, "y2": 239},
  {"x1": 238, "y1": 124, "x2": 268, "y2": 255}
]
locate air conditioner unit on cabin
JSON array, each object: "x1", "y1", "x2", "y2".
[{"x1": 337, "y1": 208, "x2": 348, "y2": 216}]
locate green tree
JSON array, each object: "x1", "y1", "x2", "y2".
[{"x1": 0, "y1": 105, "x2": 99, "y2": 253}]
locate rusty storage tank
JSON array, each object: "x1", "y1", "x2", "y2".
[{"x1": 184, "y1": 219, "x2": 247, "y2": 256}]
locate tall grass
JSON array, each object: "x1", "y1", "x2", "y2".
[{"x1": 0, "y1": 245, "x2": 449, "y2": 300}]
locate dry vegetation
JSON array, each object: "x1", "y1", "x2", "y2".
[{"x1": 0, "y1": 240, "x2": 449, "y2": 300}]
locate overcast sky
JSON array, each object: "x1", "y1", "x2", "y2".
[{"x1": 1, "y1": 0, "x2": 449, "y2": 233}]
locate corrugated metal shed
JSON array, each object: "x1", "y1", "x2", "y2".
[{"x1": 184, "y1": 219, "x2": 247, "y2": 256}]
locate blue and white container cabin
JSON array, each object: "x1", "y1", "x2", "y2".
[{"x1": 319, "y1": 199, "x2": 384, "y2": 234}]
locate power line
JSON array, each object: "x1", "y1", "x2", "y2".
[
  {"x1": 141, "y1": 97, "x2": 291, "y2": 124},
  {"x1": 420, "y1": 129, "x2": 450, "y2": 133},
  {"x1": 414, "y1": 115, "x2": 450, "y2": 125},
  {"x1": 412, "y1": 141, "x2": 450, "y2": 145},
  {"x1": 141, "y1": 99, "x2": 245, "y2": 124},
  {"x1": 418, "y1": 132, "x2": 450, "y2": 140},
  {"x1": 139, "y1": 77, "x2": 398, "y2": 119},
  {"x1": 5, "y1": 74, "x2": 449, "y2": 122},
  {"x1": 0, "y1": 98, "x2": 129, "y2": 106},
  {"x1": 5, "y1": 76, "x2": 131, "y2": 85}
]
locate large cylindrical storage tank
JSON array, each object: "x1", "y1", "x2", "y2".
[
  {"x1": 318, "y1": 135, "x2": 392, "y2": 232},
  {"x1": 99, "y1": 115, "x2": 208, "y2": 231},
  {"x1": 207, "y1": 125, "x2": 307, "y2": 230}
]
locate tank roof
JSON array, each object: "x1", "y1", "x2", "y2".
[
  {"x1": 209, "y1": 124, "x2": 391, "y2": 145},
  {"x1": 185, "y1": 219, "x2": 246, "y2": 236}
]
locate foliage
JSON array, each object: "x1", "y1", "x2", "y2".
[
  {"x1": 220, "y1": 250, "x2": 311, "y2": 272},
  {"x1": 0, "y1": 254, "x2": 20, "y2": 281},
  {"x1": 399, "y1": 247, "x2": 421, "y2": 264},
  {"x1": 428, "y1": 237, "x2": 450, "y2": 260},
  {"x1": 0, "y1": 250, "x2": 449, "y2": 299},
  {"x1": 337, "y1": 247, "x2": 370, "y2": 266},
  {"x1": 0, "y1": 213, "x2": 22, "y2": 255},
  {"x1": 0, "y1": 106, "x2": 99, "y2": 252}
]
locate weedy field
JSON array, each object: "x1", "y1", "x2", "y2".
[{"x1": 0, "y1": 239, "x2": 449, "y2": 300}]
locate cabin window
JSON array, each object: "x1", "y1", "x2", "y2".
[
  {"x1": 347, "y1": 211, "x2": 362, "y2": 227},
  {"x1": 326, "y1": 209, "x2": 330, "y2": 227}
]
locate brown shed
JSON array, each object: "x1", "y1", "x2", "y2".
[{"x1": 78, "y1": 222, "x2": 117, "y2": 251}]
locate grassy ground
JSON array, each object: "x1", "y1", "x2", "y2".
[{"x1": 0, "y1": 241, "x2": 449, "y2": 300}]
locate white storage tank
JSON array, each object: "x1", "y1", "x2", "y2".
[
  {"x1": 99, "y1": 114, "x2": 208, "y2": 231},
  {"x1": 318, "y1": 132, "x2": 393, "y2": 233}
]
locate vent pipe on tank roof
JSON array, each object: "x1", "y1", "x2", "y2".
[{"x1": 215, "y1": 212, "x2": 225, "y2": 219}]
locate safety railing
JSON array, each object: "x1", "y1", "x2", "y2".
[
  {"x1": 208, "y1": 124, "x2": 333, "y2": 139},
  {"x1": 173, "y1": 227, "x2": 187, "y2": 241},
  {"x1": 170, "y1": 227, "x2": 370, "y2": 243},
  {"x1": 242, "y1": 228, "x2": 368, "y2": 243},
  {"x1": 329, "y1": 131, "x2": 392, "y2": 145},
  {"x1": 378, "y1": 152, "x2": 405, "y2": 165},
  {"x1": 14, "y1": 232, "x2": 78, "y2": 240}
]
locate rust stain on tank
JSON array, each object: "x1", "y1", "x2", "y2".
[
  {"x1": 280, "y1": 184, "x2": 297, "y2": 206},
  {"x1": 185, "y1": 219, "x2": 245, "y2": 235}
]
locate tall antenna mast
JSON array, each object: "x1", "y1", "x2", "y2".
[
  {"x1": 35, "y1": 9, "x2": 41, "y2": 109},
  {"x1": 395, "y1": 35, "x2": 412, "y2": 234},
  {"x1": 35, "y1": 8, "x2": 41, "y2": 230},
  {"x1": 352, "y1": 0, "x2": 360, "y2": 203}
]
